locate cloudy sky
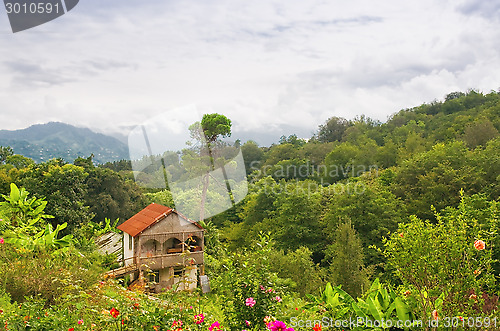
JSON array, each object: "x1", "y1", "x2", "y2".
[{"x1": 0, "y1": 0, "x2": 499, "y2": 144}]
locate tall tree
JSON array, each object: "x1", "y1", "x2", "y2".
[
  {"x1": 188, "y1": 113, "x2": 232, "y2": 220},
  {"x1": 17, "y1": 160, "x2": 91, "y2": 232},
  {"x1": 0, "y1": 146, "x2": 13, "y2": 164},
  {"x1": 322, "y1": 179, "x2": 404, "y2": 268},
  {"x1": 326, "y1": 220, "x2": 370, "y2": 298},
  {"x1": 241, "y1": 140, "x2": 264, "y2": 176},
  {"x1": 392, "y1": 141, "x2": 486, "y2": 220},
  {"x1": 315, "y1": 116, "x2": 351, "y2": 143},
  {"x1": 463, "y1": 118, "x2": 499, "y2": 148},
  {"x1": 199, "y1": 113, "x2": 232, "y2": 145},
  {"x1": 74, "y1": 156, "x2": 148, "y2": 223},
  {"x1": 271, "y1": 180, "x2": 325, "y2": 255}
]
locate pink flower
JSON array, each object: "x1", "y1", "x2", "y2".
[
  {"x1": 77, "y1": 319, "x2": 83, "y2": 325},
  {"x1": 209, "y1": 321, "x2": 221, "y2": 331},
  {"x1": 245, "y1": 320, "x2": 251, "y2": 326},
  {"x1": 0, "y1": 238, "x2": 4, "y2": 244},
  {"x1": 268, "y1": 321, "x2": 294, "y2": 331},
  {"x1": 245, "y1": 297, "x2": 256, "y2": 307},
  {"x1": 193, "y1": 313, "x2": 204, "y2": 324},
  {"x1": 274, "y1": 296, "x2": 282, "y2": 302}
]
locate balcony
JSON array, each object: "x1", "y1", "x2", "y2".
[{"x1": 137, "y1": 250, "x2": 204, "y2": 270}]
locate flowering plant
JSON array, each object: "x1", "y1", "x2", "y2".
[
  {"x1": 382, "y1": 194, "x2": 496, "y2": 320},
  {"x1": 220, "y1": 234, "x2": 285, "y2": 331}
]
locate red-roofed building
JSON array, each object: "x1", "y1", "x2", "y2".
[{"x1": 108, "y1": 203, "x2": 205, "y2": 292}]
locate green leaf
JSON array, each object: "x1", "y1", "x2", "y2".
[
  {"x1": 33, "y1": 204, "x2": 45, "y2": 215},
  {"x1": 351, "y1": 301, "x2": 367, "y2": 319},
  {"x1": 324, "y1": 282, "x2": 334, "y2": 300},
  {"x1": 367, "y1": 297, "x2": 384, "y2": 321},
  {"x1": 336, "y1": 306, "x2": 350, "y2": 319},
  {"x1": 10, "y1": 183, "x2": 20, "y2": 201},
  {"x1": 435, "y1": 293, "x2": 444, "y2": 310},
  {"x1": 28, "y1": 218, "x2": 40, "y2": 226},
  {"x1": 57, "y1": 222, "x2": 68, "y2": 231},
  {"x1": 368, "y1": 278, "x2": 381, "y2": 294},
  {"x1": 394, "y1": 297, "x2": 410, "y2": 321},
  {"x1": 386, "y1": 302, "x2": 396, "y2": 319}
]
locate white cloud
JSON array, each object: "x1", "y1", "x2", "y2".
[{"x1": 0, "y1": 0, "x2": 499, "y2": 144}]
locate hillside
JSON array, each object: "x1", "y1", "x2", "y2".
[
  {"x1": 0, "y1": 91, "x2": 499, "y2": 329},
  {"x1": 0, "y1": 122, "x2": 129, "y2": 164}
]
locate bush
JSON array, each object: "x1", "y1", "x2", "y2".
[
  {"x1": 0, "y1": 244, "x2": 103, "y2": 305},
  {"x1": 383, "y1": 193, "x2": 497, "y2": 320},
  {"x1": 214, "y1": 234, "x2": 286, "y2": 331}
]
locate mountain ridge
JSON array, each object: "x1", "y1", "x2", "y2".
[{"x1": 0, "y1": 122, "x2": 129, "y2": 164}]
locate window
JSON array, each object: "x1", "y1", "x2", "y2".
[
  {"x1": 128, "y1": 234, "x2": 133, "y2": 250},
  {"x1": 148, "y1": 271, "x2": 160, "y2": 283},
  {"x1": 174, "y1": 268, "x2": 184, "y2": 277}
]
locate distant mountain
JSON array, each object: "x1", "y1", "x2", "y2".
[{"x1": 0, "y1": 122, "x2": 129, "y2": 164}]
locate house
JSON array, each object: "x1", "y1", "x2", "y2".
[
  {"x1": 106, "y1": 203, "x2": 205, "y2": 292},
  {"x1": 96, "y1": 231, "x2": 122, "y2": 258}
]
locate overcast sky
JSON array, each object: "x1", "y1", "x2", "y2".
[{"x1": 0, "y1": 0, "x2": 499, "y2": 144}]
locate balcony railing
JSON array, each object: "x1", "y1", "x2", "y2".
[{"x1": 137, "y1": 251, "x2": 204, "y2": 270}]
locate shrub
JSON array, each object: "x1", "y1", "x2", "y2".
[
  {"x1": 217, "y1": 233, "x2": 285, "y2": 331},
  {"x1": 382, "y1": 193, "x2": 496, "y2": 320},
  {"x1": 0, "y1": 244, "x2": 103, "y2": 305}
]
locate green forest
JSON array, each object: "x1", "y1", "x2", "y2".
[{"x1": 0, "y1": 89, "x2": 499, "y2": 330}]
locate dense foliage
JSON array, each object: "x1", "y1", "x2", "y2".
[{"x1": 0, "y1": 90, "x2": 499, "y2": 329}]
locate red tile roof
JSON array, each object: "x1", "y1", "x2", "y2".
[{"x1": 117, "y1": 203, "x2": 202, "y2": 237}]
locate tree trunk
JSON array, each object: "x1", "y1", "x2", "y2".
[{"x1": 199, "y1": 172, "x2": 209, "y2": 221}]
